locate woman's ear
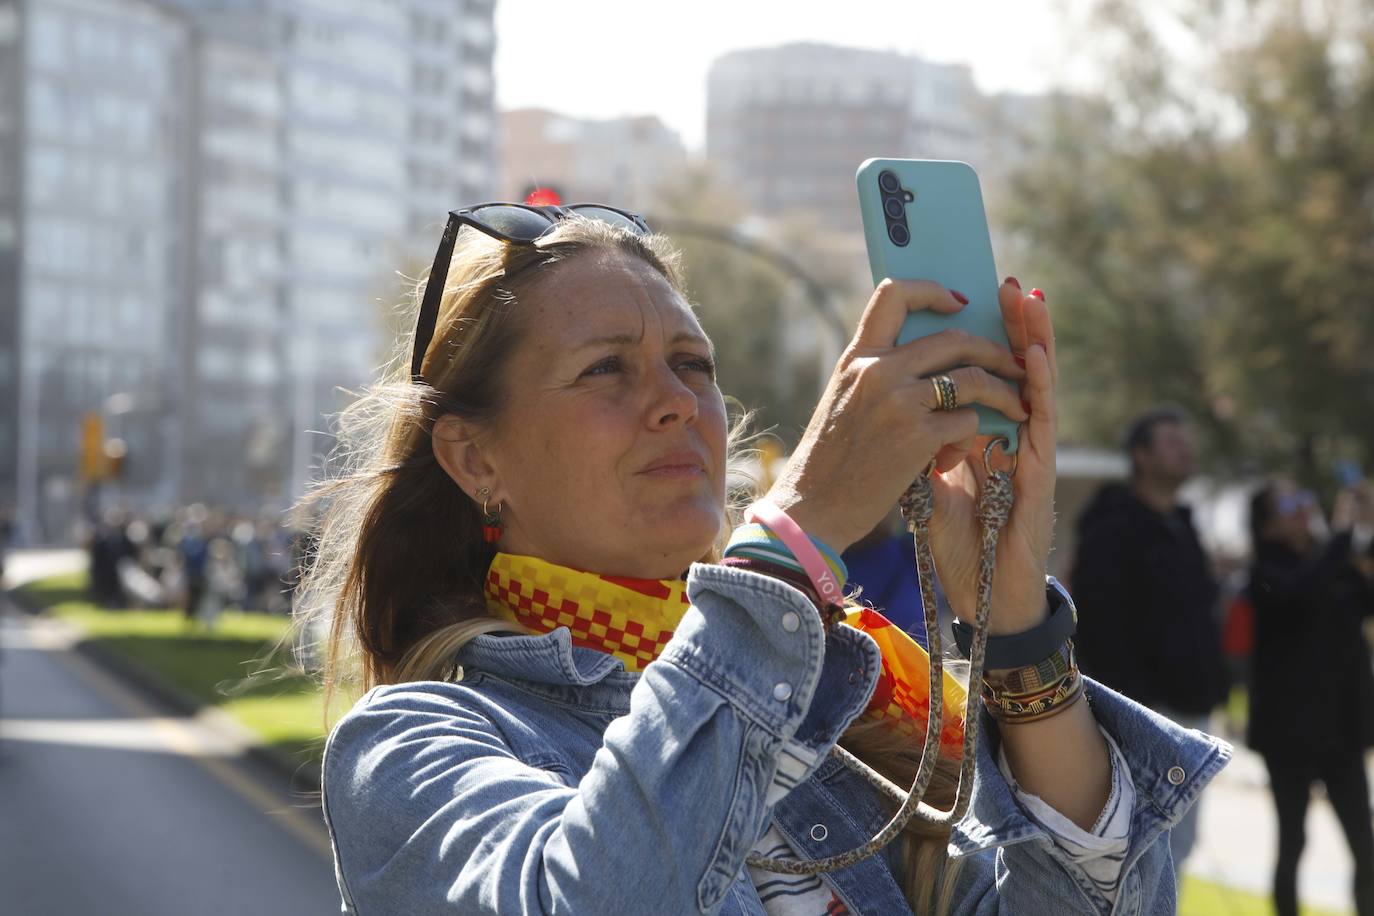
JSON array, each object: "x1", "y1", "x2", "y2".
[{"x1": 432, "y1": 415, "x2": 503, "y2": 502}]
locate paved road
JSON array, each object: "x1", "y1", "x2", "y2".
[{"x1": 0, "y1": 584, "x2": 340, "y2": 914}]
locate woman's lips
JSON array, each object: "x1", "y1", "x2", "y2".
[
  {"x1": 639, "y1": 464, "x2": 706, "y2": 479},
  {"x1": 639, "y1": 451, "x2": 707, "y2": 478}
]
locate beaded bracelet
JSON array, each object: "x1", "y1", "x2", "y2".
[{"x1": 981, "y1": 640, "x2": 1086, "y2": 724}]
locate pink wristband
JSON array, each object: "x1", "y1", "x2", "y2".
[{"x1": 743, "y1": 500, "x2": 844, "y2": 607}]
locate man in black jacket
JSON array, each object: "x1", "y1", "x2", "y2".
[{"x1": 1070, "y1": 407, "x2": 1228, "y2": 872}]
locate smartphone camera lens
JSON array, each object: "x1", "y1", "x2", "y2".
[
  {"x1": 883, "y1": 196, "x2": 905, "y2": 220},
  {"x1": 878, "y1": 170, "x2": 901, "y2": 194},
  {"x1": 888, "y1": 223, "x2": 910, "y2": 246}
]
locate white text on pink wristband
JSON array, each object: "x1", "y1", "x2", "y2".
[{"x1": 743, "y1": 500, "x2": 844, "y2": 606}]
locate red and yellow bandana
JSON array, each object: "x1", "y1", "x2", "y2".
[{"x1": 485, "y1": 552, "x2": 966, "y2": 758}]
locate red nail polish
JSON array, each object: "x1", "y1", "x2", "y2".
[
  {"x1": 950, "y1": 289, "x2": 969, "y2": 305},
  {"x1": 1029, "y1": 288, "x2": 1046, "y2": 301},
  {"x1": 1004, "y1": 276, "x2": 1020, "y2": 289},
  {"x1": 1013, "y1": 353, "x2": 1027, "y2": 369},
  {"x1": 1022, "y1": 399, "x2": 1033, "y2": 414}
]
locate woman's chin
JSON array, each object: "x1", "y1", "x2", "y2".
[{"x1": 630, "y1": 506, "x2": 723, "y2": 571}]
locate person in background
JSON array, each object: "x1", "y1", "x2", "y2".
[
  {"x1": 1069, "y1": 406, "x2": 1229, "y2": 873},
  {"x1": 1247, "y1": 478, "x2": 1374, "y2": 916}
]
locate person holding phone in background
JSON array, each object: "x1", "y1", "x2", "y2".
[
  {"x1": 309, "y1": 191, "x2": 1229, "y2": 915},
  {"x1": 1247, "y1": 477, "x2": 1374, "y2": 916}
]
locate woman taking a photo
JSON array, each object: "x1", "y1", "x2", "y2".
[
  {"x1": 1247, "y1": 480, "x2": 1374, "y2": 916},
  {"x1": 304, "y1": 205, "x2": 1229, "y2": 914}
]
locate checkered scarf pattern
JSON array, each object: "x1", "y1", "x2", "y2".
[{"x1": 485, "y1": 553, "x2": 968, "y2": 757}]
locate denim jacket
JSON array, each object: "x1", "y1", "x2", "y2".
[{"x1": 322, "y1": 563, "x2": 1231, "y2": 915}]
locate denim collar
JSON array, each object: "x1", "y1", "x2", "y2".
[
  {"x1": 455, "y1": 626, "x2": 639, "y2": 689},
  {"x1": 454, "y1": 561, "x2": 826, "y2": 691}
]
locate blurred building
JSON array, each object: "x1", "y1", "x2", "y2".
[
  {"x1": 408, "y1": 3, "x2": 497, "y2": 247},
  {"x1": 0, "y1": 0, "x2": 498, "y2": 542},
  {"x1": 185, "y1": 25, "x2": 289, "y2": 510},
  {"x1": 2, "y1": 0, "x2": 195, "y2": 542},
  {"x1": 707, "y1": 43, "x2": 1019, "y2": 232},
  {"x1": 501, "y1": 108, "x2": 687, "y2": 212}
]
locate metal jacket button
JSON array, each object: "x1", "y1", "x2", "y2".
[
  {"x1": 1167, "y1": 766, "x2": 1186, "y2": 785},
  {"x1": 810, "y1": 823, "x2": 828, "y2": 842},
  {"x1": 773, "y1": 682, "x2": 793, "y2": 702},
  {"x1": 781, "y1": 611, "x2": 801, "y2": 633}
]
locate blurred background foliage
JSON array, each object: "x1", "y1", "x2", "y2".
[{"x1": 1008, "y1": 0, "x2": 1374, "y2": 488}]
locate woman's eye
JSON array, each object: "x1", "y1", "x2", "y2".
[
  {"x1": 583, "y1": 356, "x2": 623, "y2": 377},
  {"x1": 678, "y1": 356, "x2": 716, "y2": 378}
]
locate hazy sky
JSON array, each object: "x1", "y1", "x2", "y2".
[{"x1": 494, "y1": 0, "x2": 1097, "y2": 151}]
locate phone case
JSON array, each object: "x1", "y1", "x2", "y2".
[{"x1": 856, "y1": 157, "x2": 1020, "y2": 452}]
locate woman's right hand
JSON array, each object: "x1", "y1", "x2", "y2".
[{"x1": 765, "y1": 278, "x2": 1027, "y2": 554}]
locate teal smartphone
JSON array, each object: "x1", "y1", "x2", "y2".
[{"x1": 856, "y1": 157, "x2": 1020, "y2": 452}]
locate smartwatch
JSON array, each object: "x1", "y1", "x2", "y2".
[{"x1": 951, "y1": 576, "x2": 1077, "y2": 669}]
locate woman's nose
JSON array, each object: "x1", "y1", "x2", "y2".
[{"x1": 647, "y1": 366, "x2": 698, "y2": 428}]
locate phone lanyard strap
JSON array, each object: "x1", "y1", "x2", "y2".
[{"x1": 747, "y1": 438, "x2": 1018, "y2": 876}]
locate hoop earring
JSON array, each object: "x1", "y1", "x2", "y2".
[{"x1": 476, "y1": 486, "x2": 503, "y2": 544}]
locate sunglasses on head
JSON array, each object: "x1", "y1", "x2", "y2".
[{"x1": 410, "y1": 203, "x2": 651, "y2": 382}]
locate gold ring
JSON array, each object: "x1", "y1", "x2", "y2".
[{"x1": 930, "y1": 374, "x2": 958, "y2": 411}]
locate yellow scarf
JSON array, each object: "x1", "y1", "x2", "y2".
[{"x1": 485, "y1": 552, "x2": 966, "y2": 758}]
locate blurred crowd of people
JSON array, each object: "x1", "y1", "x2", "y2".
[
  {"x1": 83, "y1": 504, "x2": 310, "y2": 626},
  {"x1": 839, "y1": 406, "x2": 1373, "y2": 914}
]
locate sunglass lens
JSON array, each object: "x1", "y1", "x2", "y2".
[
  {"x1": 567, "y1": 206, "x2": 647, "y2": 233},
  {"x1": 470, "y1": 205, "x2": 555, "y2": 241}
]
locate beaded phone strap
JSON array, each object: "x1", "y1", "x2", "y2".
[{"x1": 747, "y1": 439, "x2": 1017, "y2": 875}]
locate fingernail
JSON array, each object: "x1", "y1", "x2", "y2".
[
  {"x1": 1021, "y1": 399, "x2": 1033, "y2": 415},
  {"x1": 1013, "y1": 352, "x2": 1027, "y2": 369},
  {"x1": 1004, "y1": 276, "x2": 1020, "y2": 289},
  {"x1": 950, "y1": 289, "x2": 969, "y2": 305},
  {"x1": 1029, "y1": 288, "x2": 1046, "y2": 301}
]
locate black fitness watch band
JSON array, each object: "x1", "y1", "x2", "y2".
[{"x1": 951, "y1": 576, "x2": 1077, "y2": 669}]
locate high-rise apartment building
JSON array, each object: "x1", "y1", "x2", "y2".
[
  {"x1": 0, "y1": 0, "x2": 498, "y2": 541},
  {"x1": 408, "y1": 2, "x2": 497, "y2": 248},
  {"x1": 2, "y1": 0, "x2": 195, "y2": 541},
  {"x1": 706, "y1": 43, "x2": 986, "y2": 231},
  {"x1": 184, "y1": 25, "x2": 289, "y2": 510}
]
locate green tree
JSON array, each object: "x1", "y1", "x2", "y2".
[{"x1": 1010, "y1": 0, "x2": 1374, "y2": 483}]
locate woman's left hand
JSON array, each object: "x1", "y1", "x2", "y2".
[{"x1": 926, "y1": 282, "x2": 1058, "y2": 634}]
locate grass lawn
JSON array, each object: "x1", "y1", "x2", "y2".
[
  {"x1": 17, "y1": 572, "x2": 343, "y2": 775},
  {"x1": 1180, "y1": 874, "x2": 1351, "y2": 915}
]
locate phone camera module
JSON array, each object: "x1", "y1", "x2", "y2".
[
  {"x1": 883, "y1": 196, "x2": 905, "y2": 220},
  {"x1": 878, "y1": 170, "x2": 901, "y2": 194},
  {"x1": 888, "y1": 223, "x2": 910, "y2": 246}
]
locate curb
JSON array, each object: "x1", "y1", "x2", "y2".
[{"x1": 4, "y1": 585, "x2": 322, "y2": 792}]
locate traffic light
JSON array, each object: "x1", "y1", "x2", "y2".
[
  {"x1": 523, "y1": 185, "x2": 562, "y2": 206},
  {"x1": 80, "y1": 412, "x2": 105, "y2": 481},
  {"x1": 78, "y1": 413, "x2": 128, "y2": 481}
]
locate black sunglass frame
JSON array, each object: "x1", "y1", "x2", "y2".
[{"x1": 410, "y1": 203, "x2": 651, "y2": 382}]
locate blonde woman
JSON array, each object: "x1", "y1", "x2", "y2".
[{"x1": 305, "y1": 204, "x2": 1230, "y2": 914}]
